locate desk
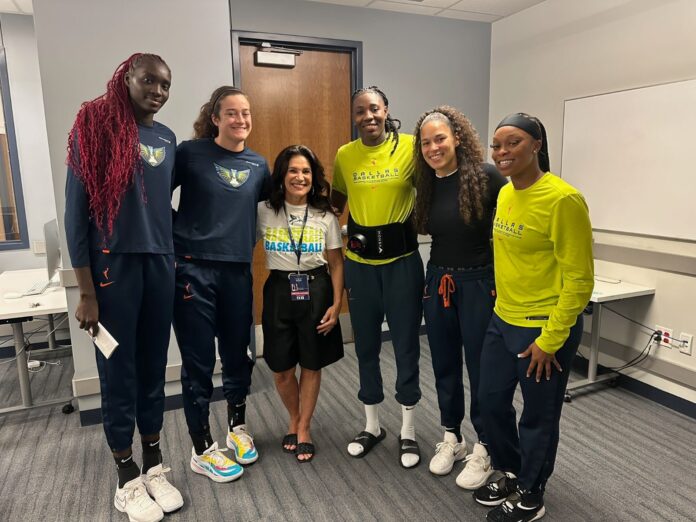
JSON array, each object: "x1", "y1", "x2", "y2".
[
  {"x1": 0, "y1": 268, "x2": 71, "y2": 414},
  {"x1": 565, "y1": 277, "x2": 655, "y2": 400}
]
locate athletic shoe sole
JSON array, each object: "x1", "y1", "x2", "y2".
[
  {"x1": 190, "y1": 458, "x2": 243, "y2": 483},
  {"x1": 457, "y1": 468, "x2": 495, "y2": 490},
  {"x1": 113, "y1": 498, "x2": 164, "y2": 522}
]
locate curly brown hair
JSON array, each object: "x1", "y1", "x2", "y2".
[{"x1": 413, "y1": 106, "x2": 487, "y2": 234}]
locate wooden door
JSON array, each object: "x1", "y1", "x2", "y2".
[{"x1": 239, "y1": 43, "x2": 353, "y2": 324}]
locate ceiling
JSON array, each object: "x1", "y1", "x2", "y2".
[
  {"x1": 0, "y1": 0, "x2": 547, "y2": 23},
  {"x1": 0, "y1": 0, "x2": 31, "y2": 15},
  {"x1": 301, "y1": 0, "x2": 546, "y2": 22}
]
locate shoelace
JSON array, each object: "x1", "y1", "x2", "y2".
[
  {"x1": 438, "y1": 274, "x2": 455, "y2": 308},
  {"x1": 463, "y1": 452, "x2": 487, "y2": 471},
  {"x1": 206, "y1": 448, "x2": 233, "y2": 467},
  {"x1": 148, "y1": 466, "x2": 173, "y2": 487},
  {"x1": 230, "y1": 431, "x2": 253, "y2": 452},
  {"x1": 434, "y1": 441, "x2": 457, "y2": 456},
  {"x1": 124, "y1": 481, "x2": 151, "y2": 505}
]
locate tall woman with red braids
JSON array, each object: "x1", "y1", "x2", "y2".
[{"x1": 65, "y1": 53, "x2": 183, "y2": 522}]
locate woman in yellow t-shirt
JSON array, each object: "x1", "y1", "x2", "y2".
[
  {"x1": 332, "y1": 86, "x2": 424, "y2": 468},
  {"x1": 473, "y1": 113, "x2": 594, "y2": 522}
]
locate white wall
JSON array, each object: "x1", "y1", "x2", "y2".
[
  {"x1": 489, "y1": 0, "x2": 696, "y2": 402},
  {"x1": 32, "y1": 0, "x2": 234, "y2": 412},
  {"x1": 0, "y1": 14, "x2": 56, "y2": 271}
]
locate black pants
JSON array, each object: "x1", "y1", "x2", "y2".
[
  {"x1": 423, "y1": 264, "x2": 495, "y2": 440},
  {"x1": 173, "y1": 257, "x2": 254, "y2": 436},
  {"x1": 344, "y1": 252, "x2": 424, "y2": 406},
  {"x1": 91, "y1": 252, "x2": 174, "y2": 452},
  {"x1": 479, "y1": 313, "x2": 582, "y2": 492}
]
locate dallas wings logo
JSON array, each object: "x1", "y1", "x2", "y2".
[
  {"x1": 215, "y1": 163, "x2": 250, "y2": 188},
  {"x1": 139, "y1": 144, "x2": 166, "y2": 167}
]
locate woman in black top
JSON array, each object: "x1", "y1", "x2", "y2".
[{"x1": 413, "y1": 106, "x2": 506, "y2": 488}]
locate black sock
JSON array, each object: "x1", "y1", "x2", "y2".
[
  {"x1": 141, "y1": 438, "x2": 162, "y2": 474},
  {"x1": 227, "y1": 400, "x2": 246, "y2": 429},
  {"x1": 191, "y1": 431, "x2": 214, "y2": 456},
  {"x1": 445, "y1": 426, "x2": 462, "y2": 443},
  {"x1": 114, "y1": 453, "x2": 140, "y2": 488}
]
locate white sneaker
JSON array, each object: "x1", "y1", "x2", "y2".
[
  {"x1": 429, "y1": 432, "x2": 467, "y2": 476},
  {"x1": 456, "y1": 442, "x2": 494, "y2": 489},
  {"x1": 114, "y1": 476, "x2": 164, "y2": 522},
  {"x1": 142, "y1": 464, "x2": 184, "y2": 513}
]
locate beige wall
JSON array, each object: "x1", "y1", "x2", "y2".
[{"x1": 489, "y1": 0, "x2": 696, "y2": 401}]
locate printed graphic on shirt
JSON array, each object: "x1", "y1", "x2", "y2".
[
  {"x1": 264, "y1": 226, "x2": 325, "y2": 253},
  {"x1": 215, "y1": 163, "x2": 250, "y2": 188},
  {"x1": 493, "y1": 214, "x2": 525, "y2": 239},
  {"x1": 139, "y1": 144, "x2": 166, "y2": 167},
  {"x1": 351, "y1": 167, "x2": 400, "y2": 184}
]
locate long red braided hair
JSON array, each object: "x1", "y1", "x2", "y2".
[{"x1": 66, "y1": 53, "x2": 167, "y2": 236}]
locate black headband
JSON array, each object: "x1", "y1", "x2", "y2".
[
  {"x1": 495, "y1": 113, "x2": 550, "y2": 172},
  {"x1": 495, "y1": 113, "x2": 542, "y2": 140}
]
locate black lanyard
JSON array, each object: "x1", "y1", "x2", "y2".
[{"x1": 283, "y1": 204, "x2": 309, "y2": 268}]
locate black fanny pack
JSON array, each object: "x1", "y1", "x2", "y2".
[{"x1": 347, "y1": 213, "x2": 418, "y2": 260}]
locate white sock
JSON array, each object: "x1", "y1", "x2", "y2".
[
  {"x1": 347, "y1": 404, "x2": 380, "y2": 456},
  {"x1": 400, "y1": 404, "x2": 415, "y2": 441},
  {"x1": 364, "y1": 404, "x2": 380, "y2": 436},
  {"x1": 400, "y1": 405, "x2": 419, "y2": 468}
]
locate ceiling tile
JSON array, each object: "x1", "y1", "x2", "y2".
[
  {"x1": 14, "y1": 0, "x2": 33, "y2": 14},
  {"x1": 383, "y1": 0, "x2": 460, "y2": 8},
  {"x1": 438, "y1": 9, "x2": 501, "y2": 22},
  {"x1": 368, "y1": 1, "x2": 441, "y2": 15},
  {"x1": 302, "y1": 0, "x2": 373, "y2": 5},
  {"x1": 449, "y1": 0, "x2": 544, "y2": 16}
]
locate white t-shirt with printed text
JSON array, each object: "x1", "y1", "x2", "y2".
[{"x1": 256, "y1": 201, "x2": 342, "y2": 271}]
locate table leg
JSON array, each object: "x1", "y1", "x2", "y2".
[
  {"x1": 587, "y1": 302, "x2": 602, "y2": 382},
  {"x1": 47, "y1": 314, "x2": 57, "y2": 350},
  {"x1": 566, "y1": 302, "x2": 617, "y2": 398},
  {"x1": 12, "y1": 322, "x2": 33, "y2": 407}
]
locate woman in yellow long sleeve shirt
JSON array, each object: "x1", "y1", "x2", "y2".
[{"x1": 472, "y1": 113, "x2": 594, "y2": 522}]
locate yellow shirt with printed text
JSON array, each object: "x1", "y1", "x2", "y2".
[
  {"x1": 332, "y1": 134, "x2": 416, "y2": 265},
  {"x1": 493, "y1": 173, "x2": 594, "y2": 354}
]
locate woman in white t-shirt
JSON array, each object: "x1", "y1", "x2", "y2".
[{"x1": 257, "y1": 144, "x2": 344, "y2": 463}]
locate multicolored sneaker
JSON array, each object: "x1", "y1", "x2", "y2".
[
  {"x1": 141, "y1": 464, "x2": 184, "y2": 513},
  {"x1": 226, "y1": 425, "x2": 259, "y2": 465},
  {"x1": 114, "y1": 476, "x2": 164, "y2": 522},
  {"x1": 190, "y1": 442, "x2": 244, "y2": 483}
]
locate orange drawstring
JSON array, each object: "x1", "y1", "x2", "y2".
[{"x1": 438, "y1": 274, "x2": 455, "y2": 308}]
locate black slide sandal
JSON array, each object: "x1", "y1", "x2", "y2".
[
  {"x1": 398, "y1": 436, "x2": 421, "y2": 469},
  {"x1": 349, "y1": 428, "x2": 387, "y2": 458},
  {"x1": 282, "y1": 433, "x2": 298, "y2": 453},
  {"x1": 296, "y1": 442, "x2": 315, "y2": 463}
]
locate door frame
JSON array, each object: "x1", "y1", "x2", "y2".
[{"x1": 231, "y1": 30, "x2": 362, "y2": 138}]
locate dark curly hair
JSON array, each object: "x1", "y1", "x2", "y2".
[
  {"x1": 193, "y1": 86, "x2": 248, "y2": 139},
  {"x1": 351, "y1": 85, "x2": 401, "y2": 155},
  {"x1": 267, "y1": 145, "x2": 335, "y2": 216},
  {"x1": 413, "y1": 106, "x2": 487, "y2": 234}
]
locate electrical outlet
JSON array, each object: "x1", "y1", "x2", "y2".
[
  {"x1": 679, "y1": 333, "x2": 693, "y2": 355},
  {"x1": 655, "y1": 325, "x2": 673, "y2": 348}
]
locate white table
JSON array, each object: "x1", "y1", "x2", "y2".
[
  {"x1": 565, "y1": 277, "x2": 655, "y2": 400},
  {"x1": 0, "y1": 268, "x2": 71, "y2": 414}
]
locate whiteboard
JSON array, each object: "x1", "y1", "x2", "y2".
[{"x1": 561, "y1": 79, "x2": 696, "y2": 241}]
